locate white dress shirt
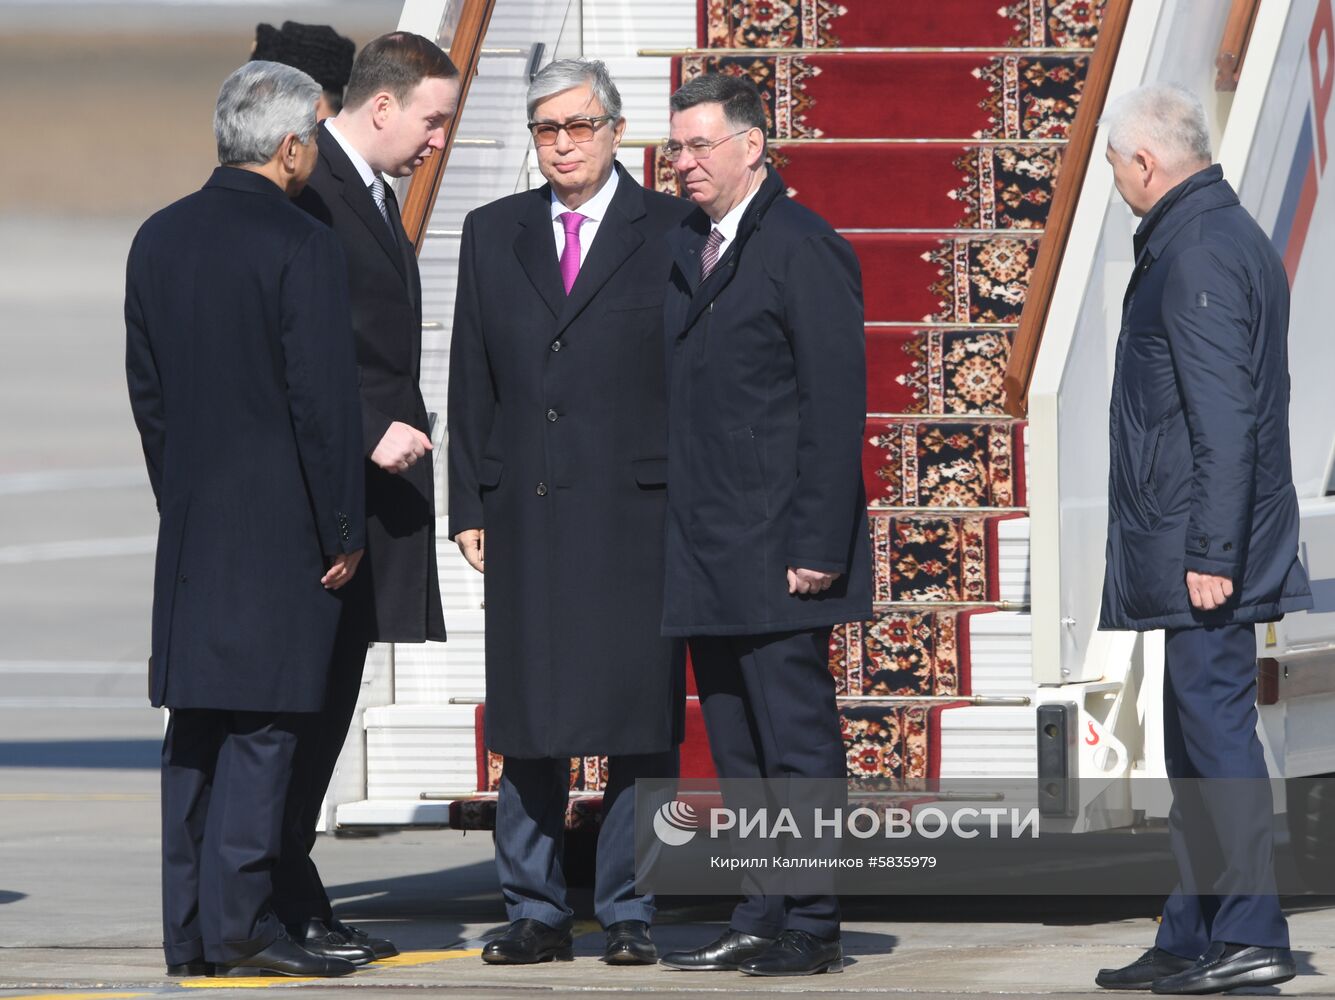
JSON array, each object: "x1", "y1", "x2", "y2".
[
  {"x1": 325, "y1": 119, "x2": 381, "y2": 190},
  {"x1": 709, "y1": 177, "x2": 764, "y2": 258},
  {"x1": 550, "y1": 169, "x2": 620, "y2": 267}
]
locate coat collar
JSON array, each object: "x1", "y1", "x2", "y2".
[
  {"x1": 204, "y1": 165, "x2": 289, "y2": 200},
  {"x1": 514, "y1": 161, "x2": 648, "y2": 334},
  {"x1": 670, "y1": 166, "x2": 786, "y2": 331},
  {"x1": 316, "y1": 122, "x2": 408, "y2": 284},
  {"x1": 1134, "y1": 164, "x2": 1236, "y2": 262}
]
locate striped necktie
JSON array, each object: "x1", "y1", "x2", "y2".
[
  {"x1": 369, "y1": 176, "x2": 392, "y2": 230},
  {"x1": 700, "y1": 227, "x2": 725, "y2": 280}
]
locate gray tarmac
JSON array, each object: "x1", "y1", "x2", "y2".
[{"x1": 5, "y1": 5, "x2": 1335, "y2": 997}]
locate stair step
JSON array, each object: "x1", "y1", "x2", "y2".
[
  {"x1": 869, "y1": 511, "x2": 1029, "y2": 604},
  {"x1": 850, "y1": 232, "x2": 1039, "y2": 325},
  {"x1": 392, "y1": 612, "x2": 485, "y2": 704},
  {"x1": 648, "y1": 143, "x2": 1063, "y2": 231},
  {"x1": 866, "y1": 327, "x2": 1013, "y2": 415},
  {"x1": 676, "y1": 52, "x2": 1088, "y2": 141},
  {"x1": 363, "y1": 705, "x2": 478, "y2": 801},
  {"x1": 864, "y1": 417, "x2": 1026, "y2": 509},
  {"x1": 993, "y1": 515, "x2": 1031, "y2": 605},
  {"x1": 965, "y1": 611, "x2": 1035, "y2": 696},
  {"x1": 937, "y1": 705, "x2": 1038, "y2": 777},
  {"x1": 699, "y1": 0, "x2": 1104, "y2": 50}
]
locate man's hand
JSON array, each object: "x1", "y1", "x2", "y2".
[
  {"x1": 371, "y1": 421, "x2": 432, "y2": 474},
  {"x1": 1186, "y1": 570, "x2": 1233, "y2": 611},
  {"x1": 456, "y1": 528, "x2": 485, "y2": 574},
  {"x1": 788, "y1": 567, "x2": 840, "y2": 595},
  {"x1": 322, "y1": 549, "x2": 364, "y2": 590}
]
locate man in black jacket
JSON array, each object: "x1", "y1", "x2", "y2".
[
  {"x1": 1093, "y1": 83, "x2": 1311, "y2": 995},
  {"x1": 276, "y1": 33, "x2": 459, "y2": 962},
  {"x1": 656, "y1": 73, "x2": 872, "y2": 978},
  {"x1": 126, "y1": 61, "x2": 364, "y2": 979}
]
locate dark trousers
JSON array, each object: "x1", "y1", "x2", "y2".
[
  {"x1": 495, "y1": 750, "x2": 679, "y2": 930},
  {"x1": 1155, "y1": 623, "x2": 1289, "y2": 957},
  {"x1": 272, "y1": 610, "x2": 370, "y2": 928},
  {"x1": 161, "y1": 708, "x2": 299, "y2": 965},
  {"x1": 689, "y1": 627, "x2": 843, "y2": 941}
]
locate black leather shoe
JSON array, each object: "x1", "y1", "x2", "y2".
[
  {"x1": 480, "y1": 918, "x2": 574, "y2": 965},
  {"x1": 218, "y1": 936, "x2": 357, "y2": 978},
  {"x1": 165, "y1": 960, "x2": 213, "y2": 977},
  {"x1": 659, "y1": 929, "x2": 777, "y2": 971},
  {"x1": 1095, "y1": 947, "x2": 1196, "y2": 990},
  {"x1": 602, "y1": 920, "x2": 657, "y2": 965},
  {"x1": 293, "y1": 918, "x2": 375, "y2": 966},
  {"x1": 329, "y1": 918, "x2": 398, "y2": 959},
  {"x1": 1150, "y1": 943, "x2": 1296, "y2": 995},
  {"x1": 738, "y1": 930, "x2": 843, "y2": 976}
]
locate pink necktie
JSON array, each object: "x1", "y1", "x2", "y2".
[{"x1": 558, "y1": 211, "x2": 586, "y2": 294}]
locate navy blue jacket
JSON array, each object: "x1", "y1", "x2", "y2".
[
  {"x1": 1099, "y1": 165, "x2": 1312, "y2": 631},
  {"x1": 126, "y1": 167, "x2": 365, "y2": 711},
  {"x1": 661, "y1": 167, "x2": 873, "y2": 636}
]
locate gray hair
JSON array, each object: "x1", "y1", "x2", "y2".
[
  {"x1": 214, "y1": 61, "x2": 320, "y2": 166},
  {"x1": 526, "y1": 58, "x2": 622, "y2": 120},
  {"x1": 1100, "y1": 82, "x2": 1212, "y2": 171}
]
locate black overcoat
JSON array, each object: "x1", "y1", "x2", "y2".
[
  {"x1": 661, "y1": 167, "x2": 874, "y2": 636},
  {"x1": 1099, "y1": 165, "x2": 1313, "y2": 631},
  {"x1": 448, "y1": 165, "x2": 690, "y2": 758},
  {"x1": 125, "y1": 167, "x2": 365, "y2": 712},
  {"x1": 295, "y1": 123, "x2": 446, "y2": 642}
]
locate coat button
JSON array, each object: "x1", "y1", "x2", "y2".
[
  {"x1": 536, "y1": 482, "x2": 548, "y2": 496},
  {"x1": 546, "y1": 409, "x2": 559, "y2": 422},
  {"x1": 551, "y1": 341, "x2": 562, "y2": 352}
]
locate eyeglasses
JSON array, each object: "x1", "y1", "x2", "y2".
[
  {"x1": 527, "y1": 115, "x2": 616, "y2": 146},
  {"x1": 661, "y1": 129, "x2": 754, "y2": 162}
]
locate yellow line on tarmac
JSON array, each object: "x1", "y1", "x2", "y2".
[{"x1": 178, "y1": 949, "x2": 481, "y2": 987}]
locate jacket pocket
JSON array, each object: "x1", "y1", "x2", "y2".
[
  {"x1": 478, "y1": 457, "x2": 504, "y2": 489},
  {"x1": 1140, "y1": 422, "x2": 1166, "y2": 522},
  {"x1": 729, "y1": 427, "x2": 769, "y2": 521},
  {"x1": 633, "y1": 457, "x2": 667, "y2": 488}
]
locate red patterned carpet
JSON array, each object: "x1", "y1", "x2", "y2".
[
  {"x1": 700, "y1": 0, "x2": 1103, "y2": 49},
  {"x1": 456, "y1": 0, "x2": 1101, "y2": 827}
]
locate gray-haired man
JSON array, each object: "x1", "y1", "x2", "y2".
[
  {"x1": 126, "y1": 63, "x2": 365, "y2": 978},
  {"x1": 1094, "y1": 83, "x2": 1308, "y2": 995},
  {"x1": 448, "y1": 58, "x2": 691, "y2": 965}
]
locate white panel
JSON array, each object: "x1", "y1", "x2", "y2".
[
  {"x1": 996, "y1": 516, "x2": 1031, "y2": 606},
  {"x1": 583, "y1": 0, "x2": 696, "y2": 54},
  {"x1": 338, "y1": 799, "x2": 456, "y2": 826},
  {"x1": 364, "y1": 705, "x2": 480, "y2": 799},
  {"x1": 938, "y1": 706, "x2": 1037, "y2": 778},
  {"x1": 967, "y1": 611, "x2": 1034, "y2": 696}
]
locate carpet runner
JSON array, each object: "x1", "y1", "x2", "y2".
[{"x1": 453, "y1": 0, "x2": 1102, "y2": 830}]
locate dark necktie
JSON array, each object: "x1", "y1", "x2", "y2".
[{"x1": 700, "y1": 227, "x2": 725, "y2": 280}]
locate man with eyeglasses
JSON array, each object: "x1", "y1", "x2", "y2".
[
  {"x1": 655, "y1": 73, "x2": 872, "y2": 978},
  {"x1": 448, "y1": 58, "x2": 691, "y2": 967}
]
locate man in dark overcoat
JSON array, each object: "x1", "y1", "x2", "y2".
[
  {"x1": 275, "y1": 33, "x2": 459, "y2": 962},
  {"x1": 126, "y1": 62, "x2": 364, "y2": 979},
  {"x1": 1092, "y1": 83, "x2": 1312, "y2": 996},
  {"x1": 447, "y1": 59, "x2": 690, "y2": 967},
  {"x1": 655, "y1": 74, "x2": 872, "y2": 978}
]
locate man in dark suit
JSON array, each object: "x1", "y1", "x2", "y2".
[
  {"x1": 448, "y1": 58, "x2": 690, "y2": 968},
  {"x1": 275, "y1": 33, "x2": 459, "y2": 961},
  {"x1": 1093, "y1": 83, "x2": 1311, "y2": 996},
  {"x1": 655, "y1": 74, "x2": 872, "y2": 978},
  {"x1": 126, "y1": 61, "x2": 365, "y2": 979}
]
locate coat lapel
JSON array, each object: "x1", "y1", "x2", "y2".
[
  {"x1": 555, "y1": 169, "x2": 646, "y2": 336},
  {"x1": 317, "y1": 124, "x2": 408, "y2": 285},
  {"x1": 514, "y1": 189, "x2": 566, "y2": 320}
]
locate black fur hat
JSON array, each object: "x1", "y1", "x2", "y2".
[{"x1": 251, "y1": 20, "x2": 355, "y2": 94}]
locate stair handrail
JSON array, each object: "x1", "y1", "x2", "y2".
[
  {"x1": 1001, "y1": 0, "x2": 1133, "y2": 418},
  {"x1": 1216, "y1": 0, "x2": 1261, "y2": 91},
  {"x1": 399, "y1": 0, "x2": 498, "y2": 254}
]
